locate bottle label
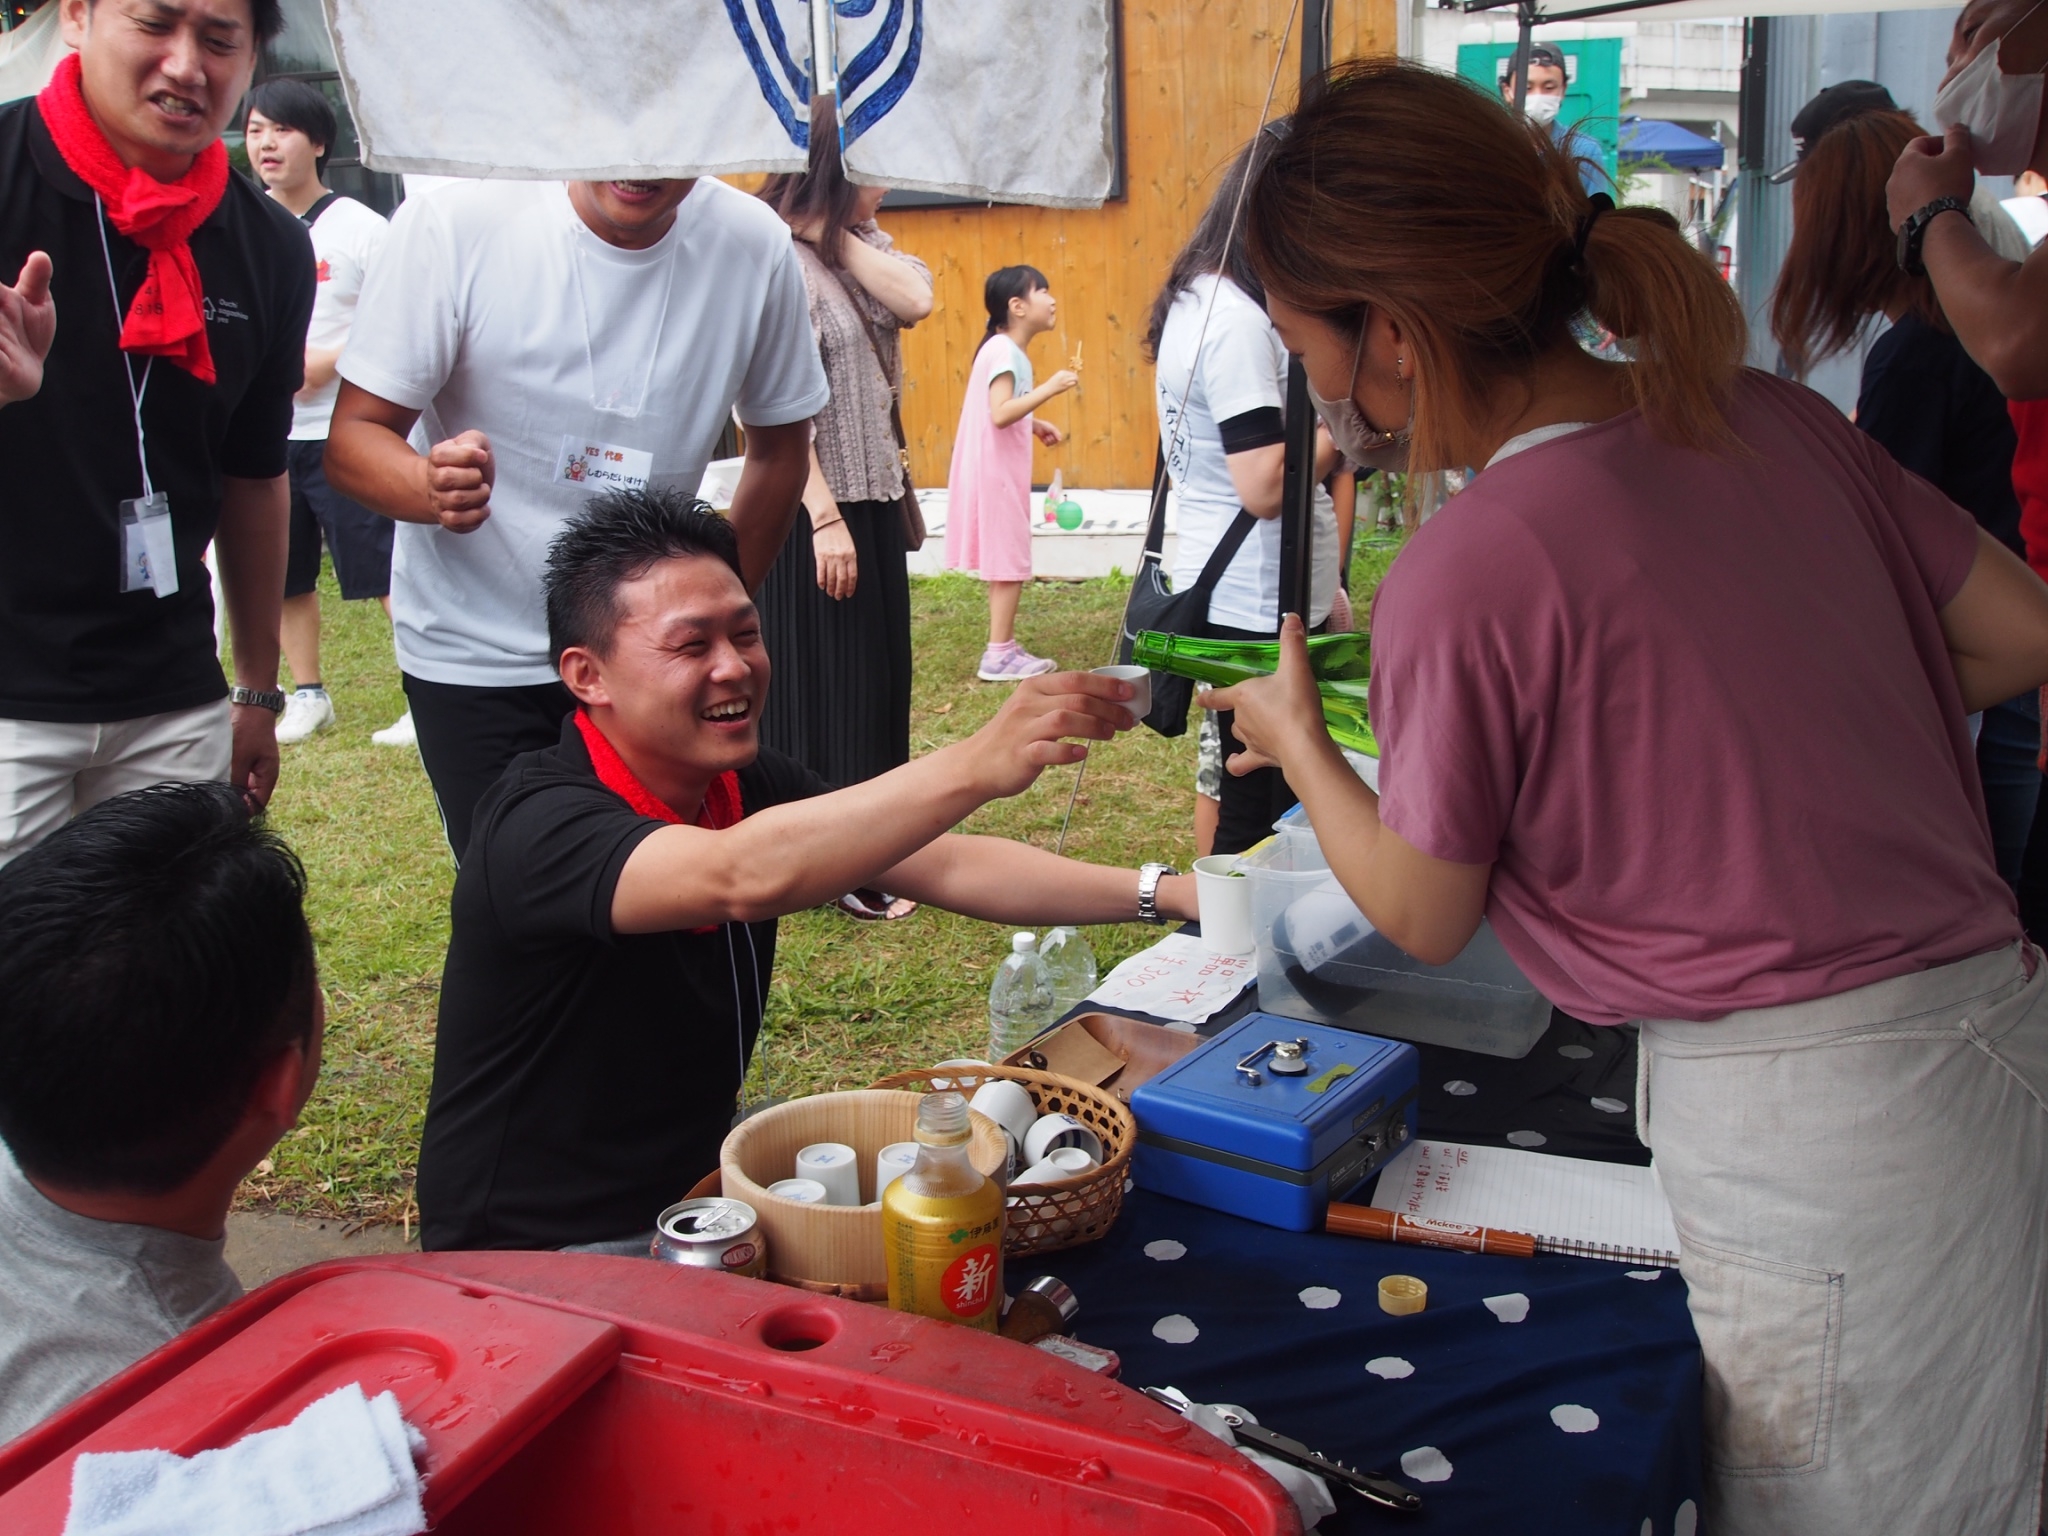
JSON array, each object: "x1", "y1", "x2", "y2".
[{"x1": 942, "y1": 1243, "x2": 1001, "y2": 1317}]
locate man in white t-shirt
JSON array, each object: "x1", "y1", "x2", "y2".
[
  {"x1": 326, "y1": 175, "x2": 827, "y2": 859},
  {"x1": 243, "y1": 81, "x2": 408, "y2": 750}
]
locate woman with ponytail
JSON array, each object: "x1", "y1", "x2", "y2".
[{"x1": 1208, "y1": 58, "x2": 2048, "y2": 1533}]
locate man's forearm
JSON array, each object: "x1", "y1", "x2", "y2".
[
  {"x1": 885, "y1": 834, "x2": 1197, "y2": 926},
  {"x1": 1923, "y1": 218, "x2": 2048, "y2": 397},
  {"x1": 324, "y1": 417, "x2": 437, "y2": 524},
  {"x1": 214, "y1": 475, "x2": 287, "y2": 689},
  {"x1": 727, "y1": 421, "x2": 811, "y2": 589}
]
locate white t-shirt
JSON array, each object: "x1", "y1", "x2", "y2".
[
  {"x1": 290, "y1": 195, "x2": 388, "y2": 440},
  {"x1": 1153, "y1": 275, "x2": 1337, "y2": 632},
  {"x1": 340, "y1": 178, "x2": 829, "y2": 687}
]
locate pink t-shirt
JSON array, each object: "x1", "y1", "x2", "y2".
[{"x1": 1369, "y1": 370, "x2": 2019, "y2": 1025}]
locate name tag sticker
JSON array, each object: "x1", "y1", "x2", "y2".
[
  {"x1": 118, "y1": 493, "x2": 178, "y2": 599},
  {"x1": 555, "y1": 435, "x2": 653, "y2": 494}
]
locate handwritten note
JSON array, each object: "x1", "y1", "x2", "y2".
[
  {"x1": 1370, "y1": 1140, "x2": 1680, "y2": 1264},
  {"x1": 1085, "y1": 932, "x2": 1254, "y2": 1025}
]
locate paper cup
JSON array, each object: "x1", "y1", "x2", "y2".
[
  {"x1": 1193, "y1": 853, "x2": 1255, "y2": 956},
  {"x1": 1092, "y1": 665, "x2": 1152, "y2": 719},
  {"x1": 1023, "y1": 1111, "x2": 1104, "y2": 1167},
  {"x1": 969, "y1": 1080, "x2": 1038, "y2": 1151}
]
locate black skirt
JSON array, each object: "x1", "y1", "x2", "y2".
[{"x1": 758, "y1": 497, "x2": 913, "y2": 788}]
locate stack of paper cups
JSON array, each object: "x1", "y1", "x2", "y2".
[
  {"x1": 768, "y1": 1177, "x2": 828, "y2": 1204},
  {"x1": 875, "y1": 1141, "x2": 919, "y2": 1199},
  {"x1": 794, "y1": 1142, "x2": 861, "y2": 1206}
]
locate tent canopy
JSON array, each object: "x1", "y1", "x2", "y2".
[{"x1": 1618, "y1": 116, "x2": 1725, "y2": 170}]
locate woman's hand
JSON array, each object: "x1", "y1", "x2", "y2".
[
  {"x1": 813, "y1": 516, "x2": 858, "y2": 600},
  {"x1": 1032, "y1": 418, "x2": 1064, "y2": 446},
  {"x1": 1201, "y1": 614, "x2": 1334, "y2": 776}
]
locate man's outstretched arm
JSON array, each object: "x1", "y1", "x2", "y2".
[{"x1": 879, "y1": 834, "x2": 1197, "y2": 926}]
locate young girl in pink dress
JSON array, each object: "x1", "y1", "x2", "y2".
[{"x1": 945, "y1": 265, "x2": 1080, "y2": 680}]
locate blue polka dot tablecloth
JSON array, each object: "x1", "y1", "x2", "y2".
[{"x1": 1047, "y1": 1189, "x2": 1702, "y2": 1535}]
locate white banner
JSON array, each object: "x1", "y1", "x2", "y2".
[
  {"x1": 320, "y1": 1, "x2": 1113, "y2": 206},
  {"x1": 832, "y1": 0, "x2": 1116, "y2": 208}
]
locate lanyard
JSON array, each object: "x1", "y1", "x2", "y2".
[{"x1": 92, "y1": 194, "x2": 155, "y2": 500}]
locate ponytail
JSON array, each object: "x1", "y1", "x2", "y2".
[{"x1": 1245, "y1": 58, "x2": 1746, "y2": 469}]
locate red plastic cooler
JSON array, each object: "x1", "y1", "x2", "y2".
[{"x1": 0, "y1": 1253, "x2": 1297, "y2": 1534}]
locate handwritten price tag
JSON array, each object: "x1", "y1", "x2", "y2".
[{"x1": 1085, "y1": 932, "x2": 1255, "y2": 1025}]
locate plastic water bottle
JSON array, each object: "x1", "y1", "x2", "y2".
[
  {"x1": 1039, "y1": 926, "x2": 1098, "y2": 1012},
  {"x1": 987, "y1": 932, "x2": 1058, "y2": 1060}
]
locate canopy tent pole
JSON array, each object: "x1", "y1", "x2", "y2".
[{"x1": 1277, "y1": 0, "x2": 1330, "y2": 627}]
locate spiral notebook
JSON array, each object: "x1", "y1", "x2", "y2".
[{"x1": 1369, "y1": 1139, "x2": 1682, "y2": 1266}]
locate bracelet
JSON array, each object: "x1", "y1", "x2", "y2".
[
  {"x1": 1896, "y1": 195, "x2": 1970, "y2": 276},
  {"x1": 811, "y1": 516, "x2": 845, "y2": 532}
]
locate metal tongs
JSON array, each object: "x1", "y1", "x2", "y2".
[{"x1": 1140, "y1": 1386, "x2": 1423, "y2": 1515}]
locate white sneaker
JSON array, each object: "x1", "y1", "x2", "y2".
[
  {"x1": 371, "y1": 709, "x2": 417, "y2": 748},
  {"x1": 275, "y1": 687, "x2": 335, "y2": 744}
]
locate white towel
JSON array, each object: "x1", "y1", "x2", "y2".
[
  {"x1": 63, "y1": 1382, "x2": 426, "y2": 1536},
  {"x1": 1185, "y1": 1402, "x2": 1339, "y2": 1530}
]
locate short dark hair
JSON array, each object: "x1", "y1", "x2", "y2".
[
  {"x1": 0, "y1": 783, "x2": 315, "y2": 1193},
  {"x1": 92, "y1": 0, "x2": 286, "y2": 43},
  {"x1": 246, "y1": 78, "x2": 338, "y2": 174},
  {"x1": 544, "y1": 487, "x2": 746, "y2": 664}
]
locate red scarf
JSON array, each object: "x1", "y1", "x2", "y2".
[
  {"x1": 575, "y1": 709, "x2": 742, "y2": 830},
  {"x1": 37, "y1": 53, "x2": 227, "y2": 385}
]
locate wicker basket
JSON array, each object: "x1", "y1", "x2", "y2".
[{"x1": 868, "y1": 1064, "x2": 1136, "y2": 1259}]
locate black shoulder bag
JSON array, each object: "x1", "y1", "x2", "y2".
[{"x1": 1115, "y1": 446, "x2": 1257, "y2": 738}]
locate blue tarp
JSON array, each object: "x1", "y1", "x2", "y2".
[{"x1": 1619, "y1": 116, "x2": 1726, "y2": 170}]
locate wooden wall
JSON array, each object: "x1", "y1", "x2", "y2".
[{"x1": 883, "y1": 0, "x2": 1398, "y2": 493}]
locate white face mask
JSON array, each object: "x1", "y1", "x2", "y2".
[
  {"x1": 1306, "y1": 321, "x2": 1412, "y2": 473},
  {"x1": 1523, "y1": 92, "x2": 1563, "y2": 126},
  {"x1": 1935, "y1": 0, "x2": 2048, "y2": 176}
]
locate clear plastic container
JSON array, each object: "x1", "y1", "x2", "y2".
[
  {"x1": 988, "y1": 932, "x2": 1058, "y2": 1059},
  {"x1": 1039, "y1": 926, "x2": 1099, "y2": 1012},
  {"x1": 1239, "y1": 817, "x2": 1551, "y2": 1059}
]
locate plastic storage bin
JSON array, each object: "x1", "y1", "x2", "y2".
[
  {"x1": 0, "y1": 1255, "x2": 1296, "y2": 1535},
  {"x1": 1240, "y1": 807, "x2": 1552, "y2": 1058}
]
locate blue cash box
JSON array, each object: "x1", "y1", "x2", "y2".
[{"x1": 1129, "y1": 1013, "x2": 1418, "y2": 1232}]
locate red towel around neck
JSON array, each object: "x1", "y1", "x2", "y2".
[{"x1": 37, "y1": 53, "x2": 227, "y2": 385}]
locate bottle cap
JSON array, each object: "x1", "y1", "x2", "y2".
[
  {"x1": 1378, "y1": 1274, "x2": 1428, "y2": 1316},
  {"x1": 1013, "y1": 932, "x2": 1038, "y2": 953},
  {"x1": 916, "y1": 1090, "x2": 970, "y2": 1143}
]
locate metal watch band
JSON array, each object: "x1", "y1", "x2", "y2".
[
  {"x1": 1897, "y1": 195, "x2": 1969, "y2": 277},
  {"x1": 1137, "y1": 862, "x2": 1178, "y2": 924},
  {"x1": 229, "y1": 686, "x2": 287, "y2": 713}
]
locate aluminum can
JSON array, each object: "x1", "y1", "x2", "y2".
[{"x1": 651, "y1": 1197, "x2": 765, "y2": 1278}]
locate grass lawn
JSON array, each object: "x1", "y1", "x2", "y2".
[{"x1": 244, "y1": 540, "x2": 1402, "y2": 1227}]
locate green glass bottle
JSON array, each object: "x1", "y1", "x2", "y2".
[
  {"x1": 1131, "y1": 631, "x2": 1379, "y2": 757},
  {"x1": 1131, "y1": 630, "x2": 1370, "y2": 684}
]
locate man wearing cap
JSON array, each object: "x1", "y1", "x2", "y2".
[
  {"x1": 1499, "y1": 44, "x2": 1605, "y2": 193},
  {"x1": 1887, "y1": 0, "x2": 2048, "y2": 396}
]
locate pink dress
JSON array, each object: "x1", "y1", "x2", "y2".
[{"x1": 945, "y1": 334, "x2": 1036, "y2": 582}]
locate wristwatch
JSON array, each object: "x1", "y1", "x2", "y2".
[
  {"x1": 229, "y1": 685, "x2": 287, "y2": 713},
  {"x1": 1897, "y1": 195, "x2": 1970, "y2": 276},
  {"x1": 1137, "y1": 862, "x2": 1179, "y2": 925}
]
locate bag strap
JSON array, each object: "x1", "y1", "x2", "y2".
[
  {"x1": 1189, "y1": 509, "x2": 1259, "y2": 598},
  {"x1": 298, "y1": 191, "x2": 343, "y2": 229},
  {"x1": 1141, "y1": 445, "x2": 1171, "y2": 560}
]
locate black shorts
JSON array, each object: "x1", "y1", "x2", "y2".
[{"x1": 284, "y1": 439, "x2": 394, "y2": 601}]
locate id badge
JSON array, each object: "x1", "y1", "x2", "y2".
[
  {"x1": 119, "y1": 493, "x2": 179, "y2": 599},
  {"x1": 554, "y1": 435, "x2": 653, "y2": 494}
]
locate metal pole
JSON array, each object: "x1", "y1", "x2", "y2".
[
  {"x1": 1277, "y1": 0, "x2": 1330, "y2": 628},
  {"x1": 1512, "y1": 0, "x2": 1534, "y2": 113}
]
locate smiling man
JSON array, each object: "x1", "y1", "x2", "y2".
[
  {"x1": 325, "y1": 157, "x2": 826, "y2": 861},
  {"x1": 0, "y1": 0, "x2": 310, "y2": 866},
  {"x1": 415, "y1": 488, "x2": 1195, "y2": 1253}
]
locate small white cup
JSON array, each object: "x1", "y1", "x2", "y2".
[
  {"x1": 1092, "y1": 664, "x2": 1152, "y2": 720},
  {"x1": 1011, "y1": 1160, "x2": 1075, "y2": 1188},
  {"x1": 875, "y1": 1141, "x2": 918, "y2": 1200},
  {"x1": 1042, "y1": 1144, "x2": 1100, "y2": 1173},
  {"x1": 793, "y1": 1142, "x2": 861, "y2": 1207},
  {"x1": 969, "y1": 1080, "x2": 1038, "y2": 1150},
  {"x1": 1024, "y1": 1111, "x2": 1104, "y2": 1167},
  {"x1": 1193, "y1": 853, "x2": 1255, "y2": 956},
  {"x1": 769, "y1": 1177, "x2": 828, "y2": 1204},
  {"x1": 929, "y1": 1058, "x2": 991, "y2": 1092}
]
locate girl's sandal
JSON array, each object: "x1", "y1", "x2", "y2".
[{"x1": 835, "y1": 888, "x2": 919, "y2": 921}]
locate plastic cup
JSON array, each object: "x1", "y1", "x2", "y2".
[
  {"x1": 1193, "y1": 853, "x2": 1254, "y2": 956},
  {"x1": 1092, "y1": 665, "x2": 1151, "y2": 719}
]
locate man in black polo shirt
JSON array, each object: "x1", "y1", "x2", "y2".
[
  {"x1": 419, "y1": 488, "x2": 1196, "y2": 1252},
  {"x1": 0, "y1": 0, "x2": 310, "y2": 866}
]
